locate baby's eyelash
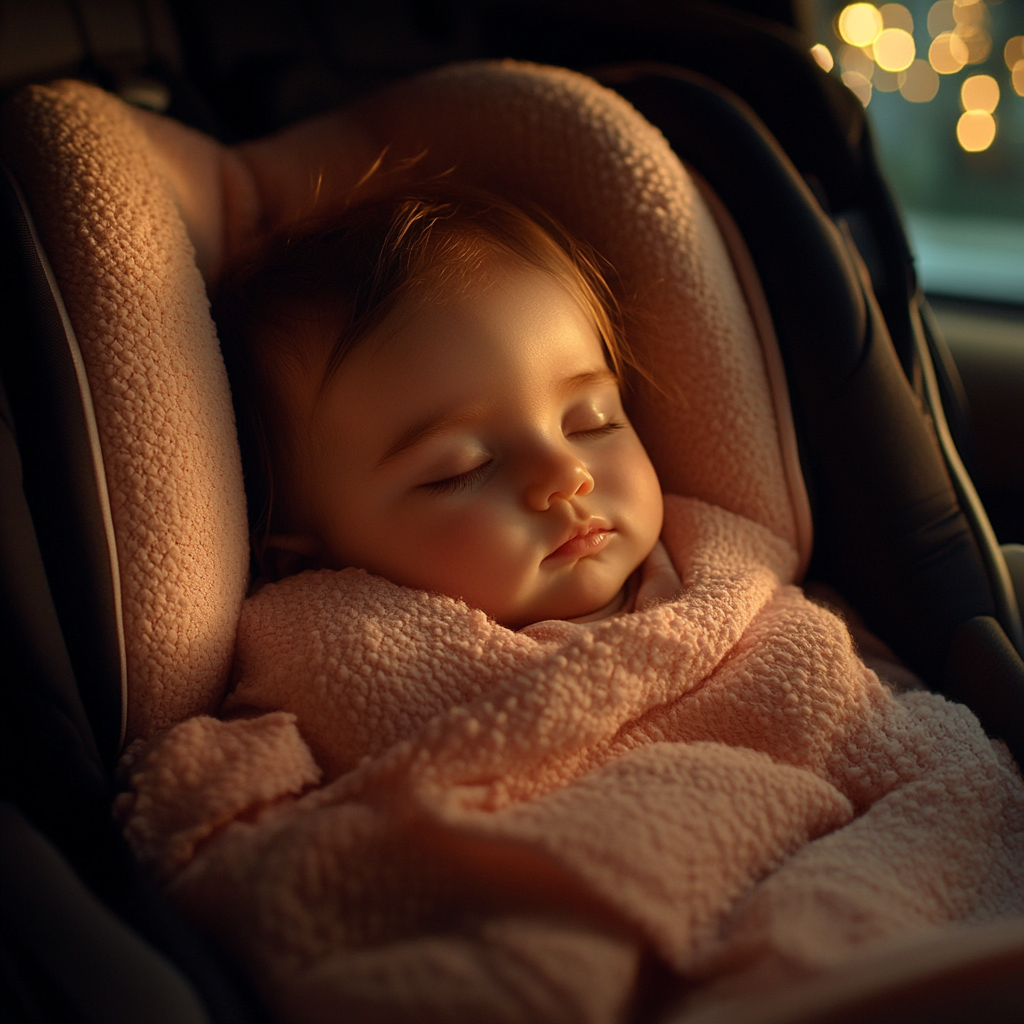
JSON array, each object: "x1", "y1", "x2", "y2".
[
  {"x1": 422, "y1": 461, "x2": 493, "y2": 495},
  {"x1": 570, "y1": 422, "x2": 624, "y2": 439}
]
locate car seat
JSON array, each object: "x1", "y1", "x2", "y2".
[{"x1": 1, "y1": 5, "x2": 1023, "y2": 1024}]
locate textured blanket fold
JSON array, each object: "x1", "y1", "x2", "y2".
[{"x1": 117, "y1": 497, "x2": 1024, "y2": 1023}]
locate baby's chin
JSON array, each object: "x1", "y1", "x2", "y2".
[
  {"x1": 491, "y1": 576, "x2": 632, "y2": 630},
  {"x1": 563, "y1": 586, "x2": 630, "y2": 624}
]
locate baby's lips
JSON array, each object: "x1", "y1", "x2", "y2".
[{"x1": 544, "y1": 525, "x2": 615, "y2": 562}]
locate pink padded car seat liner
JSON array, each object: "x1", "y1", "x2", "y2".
[{"x1": 0, "y1": 61, "x2": 811, "y2": 743}]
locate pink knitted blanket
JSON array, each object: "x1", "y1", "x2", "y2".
[{"x1": 117, "y1": 497, "x2": 1024, "y2": 1023}]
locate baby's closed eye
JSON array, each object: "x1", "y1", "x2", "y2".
[
  {"x1": 568, "y1": 421, "x2": 624, "y2": 440},
  {"x1": 421, "y1": 460, "x2": 494, "y2": 495}
]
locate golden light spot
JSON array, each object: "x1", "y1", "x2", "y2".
[
  {"x1": 842, "y1": 70, "x2": 874, "y2": 105},
  {"x1": 1004, "y1": 36, "x2": 1024, "y2": 70},
  {"x1": 874, "y1": 67, "x2": 902, "y2": 91},
  {"x1": 927, "y1": 0, "x2": 955, "y2": 36},
  {"x1": 961, "y1": 74, "x2": 999, "y2": 112},
  {"x1": 949, "y1": 31, "x2": 971, "y2": 64},
  {"x1": 899, "y1": 59, "x2": 940, "y2": 101},
  {"x1": 879, "y1": 3, "x2": 913, "y2": 31},
  {"x1": 956, "y1": 109, "x2": 996, "y2": 151},
  {"x1": 838, "y1": 4, "x2": 884, "y2": 47},
  {"x1": 953, "y1": 2, "x2": 986, "y2": 29},
  {"x1": 874, "y1": 27, "x2": 916, "y2": 71},
  {"x1": 954, "y1": 28, "x2": 991, "y2": 64},
  {"x1": 929, "y1": 32, "x2": 966, "y2": 72},
  {"x1": 840, "y1": 44, "x2": 876, "y2": 79},
  {"x1": 954, "y1": 4, "x2": 987, "y2": 25},
  {"x1": 1012, "y1": 60, "x2": 1024, "y2": 97},
  {"x1": 950, "y1": 0, "x2": 990, "y2": 64},
  {"x1": 810, "y1": 43, "x2": 835, "y2": 71}
]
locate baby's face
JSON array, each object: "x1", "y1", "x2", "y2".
[{"x1": 273, "y1": 258, "x2": 663, "y2": 628}]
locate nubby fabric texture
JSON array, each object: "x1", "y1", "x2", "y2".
[
  {"x1": 117, "y1": 497, "x2": 1024, "y2": 1023},
  {"x1": 0, "y1": 81, "x2": 250, "y2": 740}
]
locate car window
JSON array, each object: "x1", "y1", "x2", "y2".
[{"x1": 814, "y1": 0, "x2": 1024, "y2": 305}]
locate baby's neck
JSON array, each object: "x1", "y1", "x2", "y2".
[{"x1": 565, "y1": 579, "x2": 633, "y2": 624}]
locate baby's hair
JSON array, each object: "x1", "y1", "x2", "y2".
[{"x1": 213, "y1": 183, "x2": 642, "y2": 575}]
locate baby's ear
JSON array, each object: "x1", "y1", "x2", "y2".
[{"x1": 262, "y1": 534, "x2": 326, "y2": 580}]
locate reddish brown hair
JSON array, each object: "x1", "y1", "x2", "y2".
[{"x1": 213, "y1": 184, "x2": 639, "y2": 571}]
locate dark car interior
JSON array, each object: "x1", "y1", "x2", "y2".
[{"x1": 1, "y1": 1, "x2": 1023, "y2": 1021}]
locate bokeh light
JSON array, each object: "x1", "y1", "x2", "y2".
[
  {"x1": 1012, "y1": 61, "x2": 1024, "y2": 98},
  {"x1": 879, "y1": 3, "x2": 913, "y2": 32},
  {"x1": 827, "y1": 2, "x2": 1014, "y2": 160},
  {"x1": 953, "y1": 0, "x2": 986, "y2": 20},
  {"x1": 973, "y1": 38, "x2": 992, "y2": 64},
  {"x1": 956, "y1": 30, "x2": 992, "y2": 65},
  {"x1": 874, "y1": 27, "x2": 916, "y2": 71},
  {"x1": 840, "y1": 43, "x2": 876, "y2": 79},
  {"x1": 874, "y1": 67, "x2": 902, "y2": 91},
  {"x1": 1004, "y1": 36, "x2": 1024, "y2": 70},
  {"x1": 930, "y1": 31, "x2": 966, "y2": 73},
  {"x1": 956, "y1": 109, "x2": 996, "y2": 151},
  {"x1": 811, "y1": 43, "x2": 835, "y2": 72},
  {"x1": 899, "y1": 59, "x2": 940, "y2": 102},
  {"x1": 927, "y1": 0, "x2": 956, "y2": 37},
  {"x1": 819, "y1": 0, "x2": 1024, "y2": 303},
  {"x1": 961, "y1": 74, "x2": 999, "y2": 113},
  {"x1": 951, "y1": 0, "x2": 991, "y2": 65},
  {"x1": 842, "y1": 69, "x2": 874, "y2": 105},
  {"x1": 838, "y1": 4, "x2": 884, "y2": 47}
]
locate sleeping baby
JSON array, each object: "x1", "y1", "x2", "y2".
[
  {"x1": 221, "y1": 184, "x2": 669, "y2": 628},
  {"x1": 116, "y1": 184, "x2": 1024, "y2": 1024}
]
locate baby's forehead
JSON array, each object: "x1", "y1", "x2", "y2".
[{"x1": 263, "y1": 243, "x2": 620, "y2": 427}]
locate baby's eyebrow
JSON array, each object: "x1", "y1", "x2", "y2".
[
  {"x1": 376, "y1": 410, "x2": 478, "y2": 468},
  {"x1": 559, "y1": 368, "x2": 619, "y2": 396}
]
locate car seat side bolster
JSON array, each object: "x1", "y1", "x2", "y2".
[
  {"x1": 911, "y1": 297, "x2": 1024, "y2": 658},
  {"x1": 944, "y1": 617, "x2": 1024, "y2": 764}
]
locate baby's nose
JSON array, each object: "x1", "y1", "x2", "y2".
[{"x1": 526, "y1": 458, "x2": 594, "y2": 511}]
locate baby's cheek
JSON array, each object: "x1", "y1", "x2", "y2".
[
  {"x1": 635, "y1": 460, "x2": 665, "y2": 542},
  {"x1": 605, "y1": 440, "x2": 663, "y2": 535},
  {"x1": 426, "y1": 502, "x2": 524, "y2": 567},
  {"x1": 397, "y1": 501, "x2": 529, "y2": 593}
]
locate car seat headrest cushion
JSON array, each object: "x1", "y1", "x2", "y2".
[{"x1": 0, "y1": 62, "x2": 811, "y2": 743}]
